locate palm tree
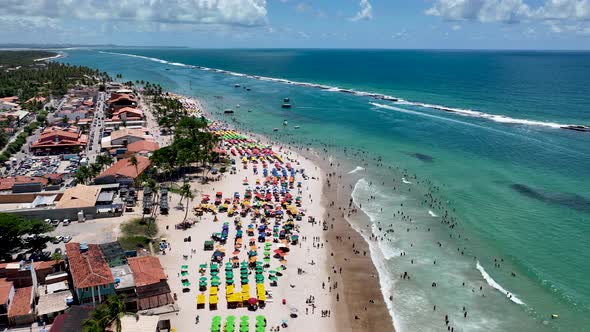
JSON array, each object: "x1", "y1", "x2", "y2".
[
  {"x1": 105, "y1": 295, "x2": 126, "y2": 332},
  {"x1": 82, "y1": 295, "x2": 127, "y2": 332},
  {"x1": 179, "y1": 182, "x2": 193, "y2": 225},
  {"x1": 128, "y1": 156, "x2": 139, "y2": 189}
]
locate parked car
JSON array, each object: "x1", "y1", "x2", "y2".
[
  {"x1": 62, "y1": 219, "x2": 71, "y2": 226},
  {"x1": 52, "y1": 236, "x2": 63, "y2": 244},
  {"x1": 44, "y1": 218, "x2": 52, "y2": 224},
  {"x1": 51, "y1": 219, "x2": 60, "y2": 226},
  {"x1": 63, "y1": 235, "x2": 72, "y2": 243}
]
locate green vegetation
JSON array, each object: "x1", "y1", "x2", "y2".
[
  {"x1": 0, "y1": 50, "x2": 56, "y2": 66},
  {"x1": 118, "y1": 218, "x2": 158, "y2": 250},
  {"x1": 0, "y1": 121, "x2": 40, "y2": 164},
  {"x1": 74, "y1": 153, "x2": 114, "y2": 184},
  {"x1": 0, "y1": 59, "x2": 110, "y2": 102},
  {"x1": 83, "y1": 295, "x2": 128, "y2": 332},
  {"x1": 0, "y1": 213, "x2": 53, "y2": 259},
  {"x1": 149, "y1": 116, "x2": 219, "y2": 181}
]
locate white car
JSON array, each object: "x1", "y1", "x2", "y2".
[
  {"x1": 62, "y1": 219, "x2": 71, "y2": 226},
  {"x1": 63, "y1": 235, "x2": 72, "y2": 243},
  {"x1": 44, "y1": 219, "x2": 51, "y2": 224},
  {"x1": 52, "y1": 236, "x2": 63, "y2": 244}
]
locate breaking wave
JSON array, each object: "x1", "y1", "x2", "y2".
[
  {"x1": 477, "y1": 261, "x2": 525, "y2": 305},
  {"x1": 99, "y1": 51, "x2": 590, "y2": 133}
]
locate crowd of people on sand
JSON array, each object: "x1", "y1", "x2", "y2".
[{"x1": 202, "y1": 109, "x2": 529, "y2": 330}]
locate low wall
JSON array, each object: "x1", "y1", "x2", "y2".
[
  {"x1": 4, "y1": 206, "x2": 122, "y2": 221},
  {"x1": 0, "y1": 192, "x2": 63, "y2": 204}
]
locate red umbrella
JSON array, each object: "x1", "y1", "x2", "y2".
[{"x1": 248, "y1": 297, "x2": 258, "y2": 305}]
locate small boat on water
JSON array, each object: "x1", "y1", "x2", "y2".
[
  {"x1": 294, "y1": 125, "x2": 300, "y2": 129},
  {"x1": 224, "y1": 109, "x2": 234, "y2": 114},
  {"x1": 236, "y1": 104, "x2": 241, "y2": 108},
  {"x1": 283, "y1": 120, "x2": 288, "y2": 126},
  {"x1": 246, "y1": 88, "x2": 251, "y2": 91},
  {"x1": 273, "y1": 128, "x2": 279, "y2": 132},
  {"x1": 234, "y1": 84, "x2": 241, "y2": 88},
  {"x1": 282, "y1": 103, "x2": 292, "y2": 109}
]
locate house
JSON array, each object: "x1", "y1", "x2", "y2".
[
  {"x1": 108, "y1": 314, "x2": 161, "y2": 332},
  {"x1": 95, "y1": 156, "x2": 151, "y2": 186},
  {"x1": 33, "y1": 260, "x2": 64, "y2": 285},
  {"x1": 107, "y1": 93, "x2": 137, "y2": 111},
  {"x1": 48, "y1": 306, "x2": 92, "y2": 332},
  {"x1": 0, "y1": 96, "x2": 19, "y2": 104},
  {"x1": 65, "y1": 243, "x2": 115, "y2": 306},
  {"x1": 31, "y1": 127, "x2": 87, "y2": 155},
  {"x1": 56, "y1": 185, "x2": 101, "y2": 209},
  {"x1": 124, "y1": 140, "x2": 159, "y2": 158},
  {"x1": 0, "y1": 176, "x2": 48, "y2": 192},
  {"x1": 0, "y1": 279, "x2": 15, "y2": 325},
  {"x1": 102, "y1": 128, "x2": 151, "y2": 149},
  {"x1": 112, "y1": 107, "x2": 143, "y2": 121},
  {"x1": 127, "y1": 256, "x2": 173, "y2": 310},
  {"x1": 36, "y1": 279, "x2": 73, "y2": 324},
  {"x1": 25, "y1": 96, "x2": 47, "y2": 104},
  {"x1": 7, "y1": 286, "x2": 34, "y2": 326}
]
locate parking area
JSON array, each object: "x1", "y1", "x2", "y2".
[
  {"x1": 45, "y1": 215, "x2": 131, "y2": 257},
  {"x1": 8, "y1": 155, "x2": 82, "y2": 177}
]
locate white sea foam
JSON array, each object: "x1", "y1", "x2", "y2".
[
  {"x1": 351, "y1": 178, "x2": 403, "y2": 332},
  {"x1": 428, "y1": 210, "x2": 438, "y2": 217},
  {"x1": 402, "y1": 177, "x2": 412, "y2": 184},
  {"x1": 347, "y1": 166, "x2": 365, "y2": 174},
  {"x1": 476, "y1": 261, "x2": 525, "y2": 305},
  {"x1": 98, "y1": 51, "x2": 589, "y2": 133}
]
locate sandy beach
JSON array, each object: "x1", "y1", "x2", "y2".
[{"x1": 139, "y1": 92, "x2": 394, "y2": 331}]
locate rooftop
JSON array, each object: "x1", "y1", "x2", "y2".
[
  {"x1": 98, "y1": 156, "x2": 151, "y2": 180},
  {"x1": 8, "y1": 286, "x2": 32, "y2": 318},
  {"x1": 110, "y1": 314, "x2": 159, "y2": 332},
  {"x1": 110, "y1": 265, "x2": 135, "y2": 290},
  {"x1": 56, "y1": 185, "x2": 101, "y2": 209},
  {"x1": 0, "y1": 176, "x2": 48, "y2": 191},
  {"x1": 128, "y1": 256, "x2": 167, "y2": 287},
  {"x1": 65, "y1": 243, "x2": 114, "y2": 289},
  {"x1": 0, "y1": 278, "x2": 14, "y2": 305},
  {"x1": 110, "y1": 128, "x2": 148, "y2": 141},
  {"x1": 37, "y1": 290, "x2": 72, "y2": 316},
  {"x1": 127, "y1": 140, "x2": 159, "y2": 154}
]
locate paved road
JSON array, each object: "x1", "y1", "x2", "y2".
[{"x1": 86, "y1": 91, "x2": 107, "y2": 164}]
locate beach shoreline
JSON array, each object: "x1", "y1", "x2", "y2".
[{"x1": 196, "y1": 103, "x2": 395, "y2": 331}]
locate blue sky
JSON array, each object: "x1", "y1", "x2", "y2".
[{"x1": 1, "y1": 0, "x2": 589, "y2": 49}]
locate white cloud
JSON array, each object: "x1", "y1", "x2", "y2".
[
  {"x1": 426, "y1": 0, "x2": 590, "y2": 23},
  {"x1": 425, "y1": 0, "x2": 532, "y2": 23},
  {"x1": 0, "y1": 0, "x2": 269, "y2": 26},
  {"x1": 351, "y1": 0, "x2": 373, "y2": 21}
]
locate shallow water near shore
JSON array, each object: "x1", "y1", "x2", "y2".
[{"x1": 59, "y1": 49, "x2": 590, "y2": 331}]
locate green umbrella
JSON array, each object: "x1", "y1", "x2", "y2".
[
  {"x1": 200, "y1": 277, "x2": 207, "y2": 282},
  {"x1": 213, "y1": 316, "x2": 222, "y2": 322}
]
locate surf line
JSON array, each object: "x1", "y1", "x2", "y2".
[
  {"x1": 97, "y1": 51, "x2": 590, "y2": 134},
  {"x1": 476, "y1": 261, "x2": 525, "y2": 305}
]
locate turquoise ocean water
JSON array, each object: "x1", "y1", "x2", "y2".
[{"x1": 59, "y1": 49, "x2": 590, "y2": 331}]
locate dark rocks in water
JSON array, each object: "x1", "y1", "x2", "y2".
[
  {"x1": 408, "y1": 152, "x2": 434, "y2": 163},
  {"x1": 511, "y1": 184, "x2": 590, "y2": 213}
]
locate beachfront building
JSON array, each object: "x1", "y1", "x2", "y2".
[
  {"x1": 101, "y1": 127, "x2": 152, "y2": 150},
  {"x1": 65, "y1": 243, "x2": 115, "y2": 306},
  {"x1": 31, "y1": 126, "x2": 87, "y2": 155},
  {"x1": 127, "y1": 256, "x2": 174, "y2": 310},
  {"x1": 107, "y1": 93, "x2": 137, "y2": 112},
  {"x1": 122, "y1": 140, "x2": 159, "y2": 158},
  {"x1": 95, "y1": 155, "x2": 151, "y2": 187}
]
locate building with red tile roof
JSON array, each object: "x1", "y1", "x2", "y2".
[
  {"x1": 126, "y1": 140, "x2": 159, "y2": 156},
  {"x1": 0, "y1": 278, "x2": 15, "y2": 325},
  {"x1": 65, "y1": 243, "x2": 115, "y2": 306},
  {"x1": 25, "y1": 96, "x2": 47, "y2": 104},
  {"x1": 7, "y1": 286, "x2": 34, "y2": 326},
  {"x1": 107, "y1": 93, "x2": 137, "y2": 111},
  {"x1": 0, "y1": 96, "x2": 19, "y2": 103},
  {"x1": 31, "y1": 126, "x2": 87, "y2": 155},
  {"x1": 127, "y1": 256, "x2": 173, "y2": 310},
  {"x1": 0, "y1": 176, "x2": 48, "y2": 192},
  {"x1": 95, "y1": 156, "x2": 151, "y2": 186}
]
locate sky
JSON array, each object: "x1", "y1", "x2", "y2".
[{"x1": 0, "y1": 0, "x2": 589, "y2": 50}]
